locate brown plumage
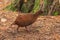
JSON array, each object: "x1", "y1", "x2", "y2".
[{"x1": 13, "y1": 10, "x2": 43, "y2": 31}]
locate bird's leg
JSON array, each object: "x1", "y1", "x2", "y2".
[
  {"x1": 17, "y1": 26, "x2": 20, "y2": 32},
  {"x1": 25, "y1": 26, "x2": 30, "y2": 32}
]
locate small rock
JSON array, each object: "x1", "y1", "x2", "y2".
[{"x1": 1, "y1": 18, "x2": 7, "y2": 22}]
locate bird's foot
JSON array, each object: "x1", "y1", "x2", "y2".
[{"x1": 25, "y1": 29, "x2": 32, "y2": 33}]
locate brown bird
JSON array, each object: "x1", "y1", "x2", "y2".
[{"x1": 13, "y1": 10, "x2": 43, "y2": 31}]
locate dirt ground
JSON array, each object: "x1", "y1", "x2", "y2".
[{"x1": 0, "y1": 11, "x2": 60, "y2": 40}]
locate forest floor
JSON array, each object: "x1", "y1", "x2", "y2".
[{"x1": 0, "y1": 11, "x2": 60, "y2": 40}]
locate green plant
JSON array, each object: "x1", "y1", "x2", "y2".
[
  {"x1": 4, "y1": 0, "x2": 18, "y2": 11},
  {"x1": 32, "y1": 0, "x2": 40, "y2": 13},
  {"x1": 53, "y1": 11, "x2": 59, "y2": 16}
]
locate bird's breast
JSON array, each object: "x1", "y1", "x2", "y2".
[{"x1": 15, "y1": 14, "x2": 37, "y2": 27}]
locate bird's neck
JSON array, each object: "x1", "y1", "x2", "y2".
[{"x1": 34, "y1": 10, "x2": 43, "y2": 17}]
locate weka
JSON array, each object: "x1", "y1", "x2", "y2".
[{"x1": 13, "y1": 10, "x2": 43, "y2": 31}]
